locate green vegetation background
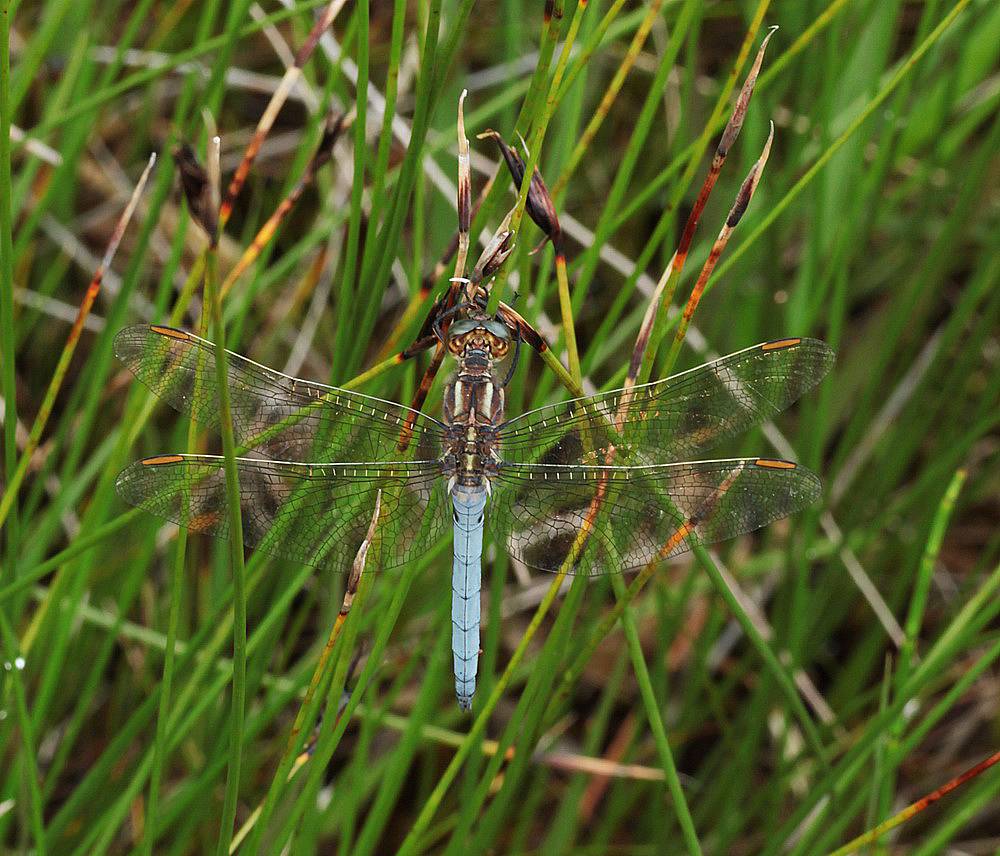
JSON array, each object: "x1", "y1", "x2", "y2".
[{"x1": 1, "y1": 0, "x2": 998, "y2": 853}]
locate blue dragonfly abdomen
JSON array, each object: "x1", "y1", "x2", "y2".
[{"x1": 451, "y1": 486, "x2": 487, "y2": 710}]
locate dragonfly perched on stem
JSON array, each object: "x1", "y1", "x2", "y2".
[
  {"x1": 118, "y1": 58, "x2": 831, "y2": 710},
  {"x1": 115, "y1": 309, "x2": 832, "y2": 709}
]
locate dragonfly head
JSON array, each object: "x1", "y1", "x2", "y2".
[{"x1": 446, "y1": 316, "x2": 512, "y2": 364}]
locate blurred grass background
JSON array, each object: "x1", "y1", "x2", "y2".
[{"x1": 1, "y1": 0, "x2": 999, "y2": 853}]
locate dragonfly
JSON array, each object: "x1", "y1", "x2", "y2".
[{"x1": 115, "y1": 315, "x2": 834, "y2": 710}]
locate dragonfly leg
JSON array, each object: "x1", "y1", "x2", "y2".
[
  {"x1": 500, "y1": 327, "x2": 522, "y2": 387},
  {"x1": 398, "y1": 344, "x2": 447, "y2": 452},
  {"x1": 398, "y1": 279, "x2": 470, "y2": 450}
]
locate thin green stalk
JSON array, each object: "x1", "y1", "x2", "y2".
[
  {"x1": 143, "y1": 376, "x2": 209, "y2": 854},
  {"x1": 551, "y1": 0, "x2": 663, "y2": 197},
  {"x1": 0, "y1": 613, "x2": 46, "y2": 855},
  {"x1": 872, "y1": 467, "x2": 968, "y2": 840},
  {"x1": 610, "y1": 573, "x2": 703, "y2": 855},
  {"x1": 554, "y1": 255, "x2": 581, "y2": 385},
  {"x1": 333, "y1": 0, "x2": 369, "y2": 374},
  {"x1": 487, "y1": 0, "x2": 573, "y2": 315},
  {"x1": 902, "y1": 470, "x2": 967, "y2": 680},
  {"x1": 201, "y1": 165, "x2": 250, "y2": 854},
  {"x1": 0, "y1": 0, "x2": 18, "y2": 568},
  {"x1": 538, "y1": 329, "x2": 585, "y2": 396}
]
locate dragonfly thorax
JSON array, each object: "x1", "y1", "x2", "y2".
[{"x1": 442, "y1": 338, "x2": 505, "y2": 490}]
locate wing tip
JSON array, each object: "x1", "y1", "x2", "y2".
[
  {"x1": 761, "y1": 335, "x2": 835, "y2": 360},
  {"x1": 116, "y1": 455, "x2": 187, "y2": 509},
  {"x1": 112, "y1": 325, "x2": 139, "y2": 362},
  {"x1": 113, "y1": 324, "x2": 191, "y2": 365},
  {"x1": 114, "y1": 460, "x2": 144, "y2": 508},
  {"x1": 752, "y1": 457, "x2": 823, "y2": 505},
  {"x1": 808, "y1": 337, "x2": 837, "y2": 372},
  {"x1": 760, "y1": 337, "x2": 836, "y2": 395}
]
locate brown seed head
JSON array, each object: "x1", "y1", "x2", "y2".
[
  {"x1": 479, "y1": 129, "x2": 563, "y2": 254},
  {"x1": 473, "y1": 227, "x2": 515, "y2": 282},
  {"x1": 172, "y1": 142, "x2": 217, "y2": 238},
  {"x1": 312, "y1": 109, "x2": 352, "y2": 172}
]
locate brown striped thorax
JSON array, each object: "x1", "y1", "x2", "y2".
[{"x1": 441, "y1": 314, "x2": 512, "y2": 490}]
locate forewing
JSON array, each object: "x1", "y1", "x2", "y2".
[
  {"x1": 116, "y1": 455, "x2": 449, "y2": 572},
  {"x1": 488, "y1": 458, "x2": 821, "y2": 575},
  {"x1": 115, "y1": 325, "x2": 444, "y2": 462},
  {"x1": 498, "y1": 339, "x2": 834, "y2": 466}
]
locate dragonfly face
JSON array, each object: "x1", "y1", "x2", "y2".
[
  {"x1": 445, "y1": 316, "x2": 512, "y2": 367},
  {"x1": 114, "y1": 325, "x2": 833, "y2": 710}
]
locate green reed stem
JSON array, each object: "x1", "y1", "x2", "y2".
[
  {"x1": 141, "y1": 521, "x2": 187, "y2": 855},
  {"x1": 0, "y1": 613, "x2": 47, "y2": 854},
  {"x1": 486, "y1": 0, "x2": 569, "y2": 315},
  {"x1": 611, "y1": 572, "x2": 703, "y2": 855},
  {"x1": 205, "y1": 237, "x2": 249, "y2": 856},
  {"x1": 0, "y1": 0, "x2": 17, "y2": 557}
]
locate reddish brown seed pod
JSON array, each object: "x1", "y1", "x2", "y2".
[
  {"x1": 172, "y1": 142, "x2": 217, "y2": 239},
  {"x1": 479, "y1": 128, "x2": 563, "y2": 255}
]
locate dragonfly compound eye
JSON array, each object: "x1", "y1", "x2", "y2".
[{"x1": 488, "y1": 335, "x2": 510, "y2": 358}]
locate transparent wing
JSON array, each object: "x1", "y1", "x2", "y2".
[
  {"x1": 116, "y1": 455, "x2": 449, "y2": 572},
  {"x1": 115, "y1": 325, "x2": 445, "y2": 462},
  {"x1": 488, "y1": 458, "x2": 821, "y2": 575},
  {"x1": 498, "y1": 339, "x2": 834, "y2": 466}
]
